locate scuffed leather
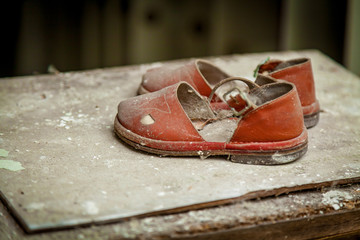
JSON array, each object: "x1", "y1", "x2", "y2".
[
  {"x1": 257, "y1": 58, "x2": 319, "y2": 115},
  {"x1": 141, "y1": 60, "x2": 229, "y2": 97},
  {"x1": 119, "y1": 80, "x2": 305, "y2": 144},
  {"x1": 118, "y1": 84, "x2": 205, "y2": 142},
  {"x1": 231, "y1": 83, "x2": 304, "y2": 142}
]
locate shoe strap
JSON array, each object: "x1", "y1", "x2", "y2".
[{"x1": 208, "y1": 77, "x2": 259, "y2": 117}]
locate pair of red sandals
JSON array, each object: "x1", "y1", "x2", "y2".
[{"x1": 114, "y1": 58, "x2": 320, "y2": 165}]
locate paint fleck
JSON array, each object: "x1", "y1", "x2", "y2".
[
  {"x1": 0, "y1": 160, "x2": 25, "y2": 171},
  {"x1": 26, "y1": 202, "x2": 45, "y2": 212},
  {"x1": 82, "y1": 201, "x2": 99, "y2": 215},
  {"x1": 0, "y1": 149, "x2": 9, "y2": 157},
  {"x1": 158, "y1": 192, "x2": 165, "y2": 196}
]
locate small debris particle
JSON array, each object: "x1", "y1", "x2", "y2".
[
  {"x1": 82, "y1": 201, "x2": 99, "y2": 215},
  {"x1": 332, "y1": 203, "x2": 340, "y2": 210}
]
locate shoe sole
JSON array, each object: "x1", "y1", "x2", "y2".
[
  {"x1": 114, "y1": 116, "x2": 308, "y2": 165},
  {"x1": 304, "y1": 111, "x2": 320, "y2": 129}
]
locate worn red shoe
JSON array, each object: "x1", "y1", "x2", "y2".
[
  {"x1": 115, "y1": 77, "x2": 307, "y2": 165},
  {"x1": 254, "y1": 58, "x2": 320, "y2": 128},
  {"x1": 138, "y1": 59, "x2": 230, "y2": 96},
  {"x1": 139, "y1": 58, "x2": 319, "y2": 128}
]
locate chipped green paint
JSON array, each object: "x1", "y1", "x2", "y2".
[
  {"x1": 0, "y1": 160, "x2": 25, "y2": 171},
  {"x1": 0, "y1": 149, "x2": 9, "y2": 157},
  {"x1": 253, "y1": 57, "x2": 270, "y2": 77}
]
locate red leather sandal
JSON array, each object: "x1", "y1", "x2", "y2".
[
  {"x1": 139, "y1": 58, "x2": 319, "y2": 128},
  {"x1": 116, "y1": 76, "x2": 308, "y2": 165},
  {"x1": 254, "y1": 58, "x2": 320, "y2": 128}
]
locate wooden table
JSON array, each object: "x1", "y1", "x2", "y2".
[{"x1": 1, "y1": 50, "x2": 359, "y2": 239}]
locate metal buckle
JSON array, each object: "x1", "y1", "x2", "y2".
[{"x1": 223, "y1": 87, "x2": 253, "y2": 117}]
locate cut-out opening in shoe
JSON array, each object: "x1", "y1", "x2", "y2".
[
  {"x1": 177, "y1": 83, "x2": 215, "y2": 121},
  {"x1": 178, "y1": 82, "x2": 241, "y2": 142},
  {"x1": 198, "y1": 118, "x2": 239, "y2": 142},
  {"x1": 177, "y1": 81, "x2": 293, "y2": 143},
  {"x1": 200, "y1": 82, "x2": 293, "y2": 142},
  {"x1": 178, "y1": 83, "x2": 220, "y2": 133},
  {"x1": 141, "y1": 114, "x2": 155, "y2": 125},
  {"x1": 197, "y1": 60, "x2": 230, "y2": 87}
]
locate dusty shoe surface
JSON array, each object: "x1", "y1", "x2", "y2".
[
  {"x1": 139, "y1": 59, "x2": 230, "y2": 96},
  {"x1": 116, "y1": 76, "x2": 308, "y2": 165},
  {"x1": 255, "y1": 58, "x2": 320, "y2": 128}
]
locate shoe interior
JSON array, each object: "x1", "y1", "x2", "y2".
[
  {"x1": 197, "y1": 60, "x2": 230, "y2": 87},
  {"x1": 250, "y1": 82, "x2": 292, "y2": 106},
  {"x1": 273, "y1": 58, "x2": 307, "y2": 71},
  {"x1": 178, "y1": 82, "x2": 293, "y2": 142},
  {"x1": 177, "y1": 83, "x2": 216, "y2": 121}
]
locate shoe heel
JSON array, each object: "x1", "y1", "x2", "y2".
[
  {"x1": 304, "y1": 111, "x2": 320, "y2": 128},
  {"x1": 230, "y1": 143, "x2": 308, "y2": 165}
]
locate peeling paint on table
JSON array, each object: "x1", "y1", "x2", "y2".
[
  {"x1": 0, "y1": 160, "x2": 25, "y2": 171},
  {"x1": 0, "y1": 149, "x2": 9, "y2": 157}
]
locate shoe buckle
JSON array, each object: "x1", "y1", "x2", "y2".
[{"x1": 223, "y1": 87, "x2": 254, "y2": 117}]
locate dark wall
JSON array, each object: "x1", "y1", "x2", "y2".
[{"x1": 0, "y1": 0, "x2": 348, "y2": 78}]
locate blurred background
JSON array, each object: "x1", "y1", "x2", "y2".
[{"x1": 1, "y1": 0, "x2": 359, "y2": 78}]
